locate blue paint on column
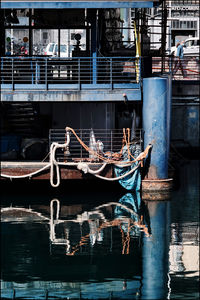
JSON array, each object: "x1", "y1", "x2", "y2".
[
  {"x1": 91, "y1": 11, "x2": 97, "y2": 84},
  {"x1": 166, "y1": 75, "x2": 172, "y2": 164},
  {"x1": 160, "y1": 74, "x2": 172, "y2": 164},
  {"x1": 143, "y1": 77, "x2": 171, "y2": 179}
]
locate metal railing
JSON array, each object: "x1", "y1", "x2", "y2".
[
  {"x1": 1, "y1": 56, "x2": 141, "y2": 90},
  {"x1": 152, "y1": 56, "x2": 200, "y2": 80},
  {"x1": 49, "y1": 128, "x2": 143, "y2": 162}
]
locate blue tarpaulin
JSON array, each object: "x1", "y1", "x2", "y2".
[{"x1": 114, "y1": 144, "x2": 141, "y2": 191}]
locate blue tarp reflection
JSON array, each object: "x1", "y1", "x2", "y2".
[{"x1": 114, "y1": 192, "x2": 141, "y2": 221}]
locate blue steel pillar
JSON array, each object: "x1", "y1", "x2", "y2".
[
  {"x1": 91, "y1": 10, "x2": 97, "y2": 84},
  {"x1": 142, "y1": 77, "x2": 171, "y2": 179}
]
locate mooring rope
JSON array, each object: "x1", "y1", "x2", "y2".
[
  {"x1": 0, "y1": 131, "x2": 71, "y2": 187},
  {"x1": 0, "y1": 163, "x2": 51, "y2": 179},
  {"x1": 94, "y1": 162, "x2": 141, "y2": 181},
  {"x1": 0, "y1": 127, "x2": 152, "y2": 187}
]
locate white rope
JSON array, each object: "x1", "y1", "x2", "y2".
[
  {"x1": 0, "y1": 130, "x2": 145, "y2": 187},
  {"x1": 77, "y1": 160, "x2": 140, "y2": 181},
  {"x1": 0, "y1": 163, "x2": 51, "y2": 179},
  {"x1": 1, "y1": 156, "x2": 139, "y2": 184},
  {"x1": 0, "y1": 131, "x2": 70, "y2": 188},
  {"x1": 49, "y1": 131, "x2": 70, "y2": 187},
  {"x1": 94, "y1": 163, "x2": 140, "y2": 181},
  {"x1": 77, "y1": 162, "x2": 108, "y2": 174}
]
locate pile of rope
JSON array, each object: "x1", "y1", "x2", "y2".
[{"x1": 0, "y1": 127, "x2": 152, "y2": 187}]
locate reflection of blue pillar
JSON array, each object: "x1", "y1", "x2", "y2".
[
  {"x1": 143, "y1": 77, "x2": 171, "y2": 179},
  {"x1": 141, "y1": 202, "x2": 170, "y2": 299}
]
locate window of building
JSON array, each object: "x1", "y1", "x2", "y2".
[
  {"x1": 172, "y1": 19, "x2": 198, "y2": 30},
  {"x1": 171, "y1": 10, "x2": 198, "y2": 17},
  {"x1": 5, "y1": 29, "x2": 29, "y2": 55},
  {"x1": 172, "y1": 0, "x2": 199, "y2": 5},
  {"x1": 4, "y1": 9, "x2": 29, "y2": 26},
  {"x1": 32, "y1": 29, "x2": 57, "y2": 55},
  {"x1": 172, "y1": 12, "x2": 180, "y2": 17},
  {"x1": 32, "y1": 29, "x2": 86, "y2": 57}
]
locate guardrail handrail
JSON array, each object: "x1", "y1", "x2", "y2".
[
  {"x1": 49, "y1": 128, "x2": 144, "y2": 162},
  {"x1": 1, "y1": 56, "x2": 141, "y2": 90}
]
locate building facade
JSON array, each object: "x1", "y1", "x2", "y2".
[
  {"x1": 169, "y1": 0, "x2": 199, "y2": 46},
  {"x1": 136, "y1": 0, "x2": 199, "y2": 51}
]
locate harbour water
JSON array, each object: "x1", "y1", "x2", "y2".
[{"x1": 0, "y1": 160, "x2": 199, "y2": 300}]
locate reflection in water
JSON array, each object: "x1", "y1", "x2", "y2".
[
  {"x1": 1, "y1": 159, "x2": 199, "y2": 300},
  {"x1": 169, "y1": 222, "x2": 199, "y2": 277},
  {"x1": 49, "y1": 193, "x2": 150, "y2": 257},
  {"x1": 1, "y1": 192, "x2": 151, "y2": 299},
  {"x1": 141, "y1": 201, "x2": 171, "y2": 300}
]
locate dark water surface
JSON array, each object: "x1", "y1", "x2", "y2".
[{"x1": 0, "y1": 160, "x2": 199, "y2": 299}]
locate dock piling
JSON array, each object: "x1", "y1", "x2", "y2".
[{"x1": 143, "y1": 76, "x2": 171, "y2": 179}]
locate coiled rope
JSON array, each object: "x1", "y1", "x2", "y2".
[{"x1": 77, "y1": 161, "x2": 141, "y2": 181}]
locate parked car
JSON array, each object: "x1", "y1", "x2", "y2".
[
  {"x1": 170, "y1": 37, "x2": 200, "y2": 57},
  {"x1": 44, "y1": 43, "x2": 68, "y2": 57}
]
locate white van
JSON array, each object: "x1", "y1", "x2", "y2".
[
  {"x1": 44, "y1": 43, "x2": 68, "y2": 57},
  {"x1": 171, "y1": 37, "x2": 200, "y2": 57}
]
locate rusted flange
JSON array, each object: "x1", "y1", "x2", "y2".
[{"x1": 141, "y1": 178, "x2": 173, "y2": 201}]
